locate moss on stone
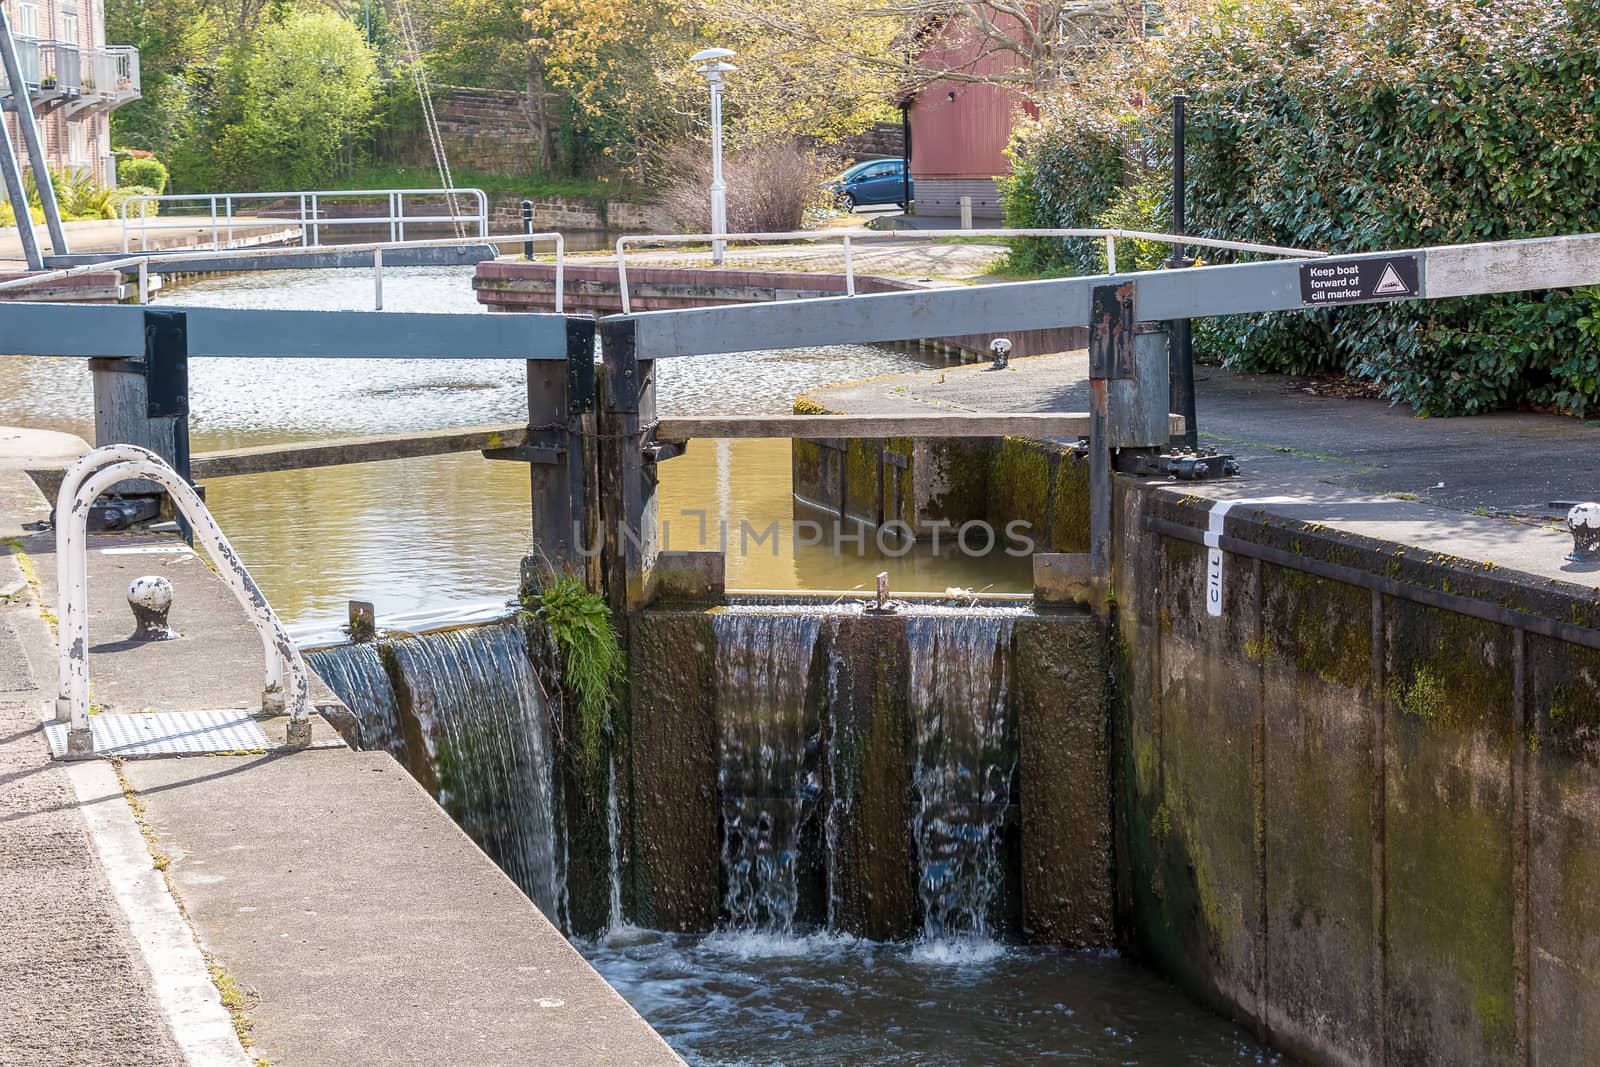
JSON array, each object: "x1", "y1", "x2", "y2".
[
  {"x1": 1263, "y1": 564, "x2": 1371, "y2": 690},
  {"x1": 986, "y1": 437, "x2": 1052, "y2": 534},
  {"x1": 1048, "y1": 451, "x2": 1091, "y2": 552}
]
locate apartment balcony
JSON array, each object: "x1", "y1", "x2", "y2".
[{"x1": 1, "y1": 42, "x2": 139, "y2": 116}]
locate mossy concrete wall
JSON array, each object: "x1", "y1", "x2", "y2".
[
  {"x1": 622, "y1": 606, "x2": 1111, "y2": 944},
  {"x1": 790, "y1": 432, "x2": 1089, "y2": 550},
  {"x1": 1112, "y1": 482, "x2": 1600, "y2": 1066}
]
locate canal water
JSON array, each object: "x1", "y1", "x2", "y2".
[{"x1": 0, "y1": 263, "x2": 1027, "y2": 641}]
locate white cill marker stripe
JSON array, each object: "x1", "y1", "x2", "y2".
[{"x1": 1205, "y1": 500, "x2": 1239, "y2": 618}]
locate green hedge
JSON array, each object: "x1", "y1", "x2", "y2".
[
  {"x1": 1003, "y1": 0, "x2": 1600, "y2": 416},
  {"x1": 117, "y1": 155, "x2": 169, "y2": 195}
]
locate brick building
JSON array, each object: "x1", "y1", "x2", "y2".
[{"x1": 1, "y1": 0, "x2": 139, "y2": 186}]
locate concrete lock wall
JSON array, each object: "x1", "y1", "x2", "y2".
[
  {"x1": 790, "y1": 431, "x2": 1090, "y2": 548},
  {"x1": 618, "y1": 607, "x2": 1113, "y2": 944},
  {"x1": 1111, "y1": 482, "x2": 1600, "y2": 1067}
]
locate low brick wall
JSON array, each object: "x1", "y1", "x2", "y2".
[{"x1": 487, "y1": 195, "x2": 672, "y2": 235}]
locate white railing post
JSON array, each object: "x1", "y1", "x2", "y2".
[
  {"x1": 298, "y1": 193, "x2": 308, "y2": 247},
  {"x1": 309, "y1": 193, "x2": 320, "y2": 247},
  {"x1": 617, "y1": 236, "x2": 633, "y2": 314},
  {"x1": 553, "y1": 234, "x2": 564, "y2": 314},
  {"x1": 1105, "y1": 234, "x2": 1118, "y2": 275},
  {"x1": 397, "y1": 192, "x2": 405, "y2": 243},
  {"x1": 475, "y1": 189, "x2": 488, "y2": 237},
  {"x1": 55, "y1": 446, "x2": 313, "y2": 753},
  {"x1": 388, "y1": 192, "x2": 398, "y2": 243},
  {"x1": 137, "y1": 260, "x2": 147, "y2": 304},
  {"x1": 843, "y1": 235, "x2": 855, "y2": 297},
  {"x1": 373, "y1": 246, "x2": 383, "y2": 311},
  {"x1": 209, "y1": 195, "x2": 219, "y2": 250},
  {"x1": 225, "y1": 195, "x2": 234, "y2": 247}
]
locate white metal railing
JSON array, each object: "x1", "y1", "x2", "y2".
[
  {"x1": 53, "y1": 445, "x2": 313, "y2": 754},
  {"x1": 0, "y1": 229, "x2": 566, "y2": 311},
  {"x1": 57, "y1": 45, "x2": 140, "y2": 117},
  {"x1": 120, "y1": 187, "x2": 489, "y2": 252},
  {"x1": 614, "y1": 227, "x2": 1327, "y2": 313}
]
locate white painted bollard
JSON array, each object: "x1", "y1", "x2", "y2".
[
  {"x1": 989, "y1": 337, "x2": 1012, "y2": 370},
  {"x1": 959, "y1": 196, "x2": 973, "y2": 231},
  {"x1": 127, "y1": 575, "x2": 176, "y2": 641},
  {"x1": 1569, "y1": 503, "x2": 1600, "y2": 562}
]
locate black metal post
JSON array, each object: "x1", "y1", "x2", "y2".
[
  {"x1": 900, "y1": 104, "x2": 912, "y2": 213},
  {"x1": 521, "y1": 199, "x2": 535, "y2": 260},
  {"x1": 1166, "y1": 94, "x2": 1198, "y2": 449},
  {"x1": 144, "y1": 309, "x2": 193, "y2": 543}
]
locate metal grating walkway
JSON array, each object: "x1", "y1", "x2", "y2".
[{"x1": 43, "y1": 709, "x2": 271, "y2": 759}]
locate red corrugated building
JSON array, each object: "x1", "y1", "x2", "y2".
[{"x1": 902, "y1": 14, "x2": 1035, "y2": 220}]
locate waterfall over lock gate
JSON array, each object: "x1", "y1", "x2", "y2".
[
  {"x1": 906, "y1": 613, "x2": 1017, "y2": 942},
  {"x1": 311, "y1": 623, "x2": 563, "y2": 921},
  {"x1": 711, "y1": 611, "x2": 824, "y2": 936},
  {"x1": 304, "y1": 641, "x2": 408, "y2": 765}
]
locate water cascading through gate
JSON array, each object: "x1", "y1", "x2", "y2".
[
  {"x1": 906, "y1": 613, "x2": 1017, "y2": 943},
  {"x1": 711, "y1": 610, "x2": 823, "y2": 935}
]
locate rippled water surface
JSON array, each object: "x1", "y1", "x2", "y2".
[
  {"x1": 0, "y1": 264, "x2": 1033, "y2": 635},
  {"x1": 585, "y1": 929, "x2": 1281, "y2": 1066}
]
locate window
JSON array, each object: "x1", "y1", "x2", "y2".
[
  {"x1": 61, "y1": 7, "x2": 78, "y2": 43},
  {"x1": 68, "y1": 123, "x2": 86, "y2": 164},
  {"x1": 16, "y1": 1, "x2": 39, "y2": 38}
]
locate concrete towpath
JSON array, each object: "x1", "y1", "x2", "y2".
[
  {"x1": 0, "y1": 428, "x2": 683, "y2": 1065},
  {"x1": 805, "y1": 351, "x2": 1600, "y2": 588},
  {"x1": 0, "y1": 216, "x2": 298, "y2": 271}
]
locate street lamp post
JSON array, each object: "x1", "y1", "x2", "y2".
[{"x1": 691, "y1": 47, "x2": 736, "y2": 265}]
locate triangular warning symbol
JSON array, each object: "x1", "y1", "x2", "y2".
[{"x1": 1373, "y1": 262, "x2": 1410, "y2": 296}]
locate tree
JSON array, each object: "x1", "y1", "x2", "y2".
[
  {"x1": 694, "y1": 0, "x2": 1144, "y2": 118},
  {"x1": 214, "y1": 12, "x2": 379, "y2": 190},
  {"x1": 423, "y1": 0, "x2": 559, "y2": 169},
  {"x1": 522, "y1": 0, "x2": 697, "y2": 177}
]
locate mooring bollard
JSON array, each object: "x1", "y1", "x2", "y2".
[
  {"x1": 989, "y1": 337, "x2": 1012, "y2": 370},
  {"x1": 521, "y1": 199, "x2": 535, "y2": 260},
  {"x1": 1569, "y1": 503, "x2": 1600, "y2": 562},
  {"x1": 127, "y1": 575, "x2": 176, "y2": 641}
]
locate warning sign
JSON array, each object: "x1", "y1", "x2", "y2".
[{"x1": 1299, "y1": 255, "x2": 1420, "y2": 306}]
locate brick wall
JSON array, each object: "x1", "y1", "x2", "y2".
[{"x1": 488, "y1": 195, "x2": 672, "y2": 234}]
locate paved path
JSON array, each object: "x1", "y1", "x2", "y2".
[
  {"x1": 0, "y1": 506, "x2": 187, "y2": 1065},
  {"x1": 807, "y1": 352, "x2": 1600, "y2": 588}
]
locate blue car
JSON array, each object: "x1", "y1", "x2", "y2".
[{"x1": 830, "y1": 158, "x2": 912, "y2": 210}]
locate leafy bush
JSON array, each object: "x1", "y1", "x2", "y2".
[
  {"x1": 117, "y1": 155, "x2": 169, "y2": 194},
  {"x1": 1003, "y1": 0, "x2": 1600, "y2": 416}
]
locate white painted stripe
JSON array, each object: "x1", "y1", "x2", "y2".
[
  {"x1": 101, "y1": 546, "x2": 196, "y2": 556},
  {"x1": 1204, "y1": 500, "x2": 1238, "y2": 617},
  {"x1": 64, "y1": 760, "x2": 253, "y2": 1067}
]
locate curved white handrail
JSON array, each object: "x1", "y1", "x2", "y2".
[{"x1": 54, "y1": 446, "x2": 312, "y2": 751}]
